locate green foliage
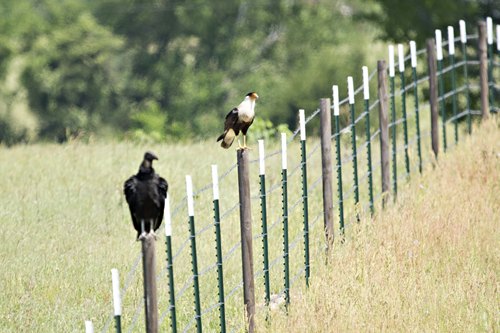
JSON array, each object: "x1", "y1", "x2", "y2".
[
  {"x1": 3, "y1": 0, "x2": 492, "y2": 143},
  {"x1": 250, "y1": 117, "x2": 292, "y2": 142},
  {"x1": 0, "y1": 114, "x2": 29, "y2": 146},
  {"x1": 128, "y1": 100, "x2": 167, "y2": 142},
  {"x1": 21, "y1": 11, "x2": 131, "y2": 141},
  {"x1": 362, "y1": 0, "x2": 497, "y2": 44}
]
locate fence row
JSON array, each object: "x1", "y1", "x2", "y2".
[{"x1": 85, "y1": 18, "x2": 499, "y2": 333}]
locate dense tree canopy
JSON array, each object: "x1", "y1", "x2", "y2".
[{"x1": 0, "y1": 0, "x2": 495, "y2": 144}]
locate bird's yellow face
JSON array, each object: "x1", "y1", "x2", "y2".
[{"x1": 249, "y1": 92, "x2": 259, "y2": 101}]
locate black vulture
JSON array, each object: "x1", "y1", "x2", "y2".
[{"x1": 123, "y1": 151, "x2": 168, "y2": 240}]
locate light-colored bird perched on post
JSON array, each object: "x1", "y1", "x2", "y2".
[{"x1": 217, "y1": 92, "x2": 259, "y2": 149}]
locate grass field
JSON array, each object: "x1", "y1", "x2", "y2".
[
  {"x1": 260, "y1": 119, "x2": 500, "y2": 332},
  {"x1": 0, "y1": 118, "x2": 498, "y2": 332}
]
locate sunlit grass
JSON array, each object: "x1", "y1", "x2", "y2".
[
  {"x1": 0, "y1": 117, "x2": 498, "y2": 332},
  {"x1": 259, "y1": 118, "x2": 499, "y2": 332}
]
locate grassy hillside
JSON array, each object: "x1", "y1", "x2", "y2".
[
  {"x1": 0, "y1": 119, "x2": 498, "y2": 332},
  {"x1": 260, "y1": 119, "x2": 500, "y2": 332}
]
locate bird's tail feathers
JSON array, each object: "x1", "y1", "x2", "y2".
[{"x1": 220, "y1": 129, "x2": 235, "y2": 149}]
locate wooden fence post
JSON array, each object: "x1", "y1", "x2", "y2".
[
  {"x1": 478, "y1": 21, "x2": 490, "y2": 120},
  {"x1": 427, "y1": 38, "x2": 440, "y2": 158},
  {"x1": 319, "y1": 98, "x2": 334, "y2": 246},
  {"x1": 141, "y1": 232, "x2": 158, "y2": 333},
  {"x1": 377, "y1": 60, "x2": 390, "y2": 206},
  {"x1": 237, "y1": 149, "x2": 255, "y2": 333}
]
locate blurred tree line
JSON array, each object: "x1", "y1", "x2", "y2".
[{"x1": 0, "y1": 0, "x2": 496, "y2": 144}]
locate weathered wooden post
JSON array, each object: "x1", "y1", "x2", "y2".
[
  {"x1": 319, "y1": 98, "x2": 334, "y2": 246},
  {"x1": 427, "y1": 38, "x2": 440, "y2": 158},
  {"x1": 478, "y1": 20, "x2": 490, "y2": 120},
  {"x1": 141, "y1": 232, "x2": 158, "y2": 333},
  {"x1": 237, "y1": 149, "x2": 255, "y2": 333},
  {"x1": 377, "y1": 60, "x2": 390, "y2": 206}
]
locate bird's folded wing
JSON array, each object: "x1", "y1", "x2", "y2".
[
  {"x1": 124, "y1": 177, "x2": 137, "y2": 204},
  {"x1": 157, "y1": 177, "x2": 168, "y2": 198},
  {"x1": 224, "y1": 108, "x2": 239, "y2": 130}
]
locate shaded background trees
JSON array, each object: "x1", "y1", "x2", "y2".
[{"x1": 0, "y1": 0, "x2": 496, "y2": 144}]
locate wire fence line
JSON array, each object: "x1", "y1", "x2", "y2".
[{"x1": 94, "y1": 18, "x2": 499, "y2": 333}]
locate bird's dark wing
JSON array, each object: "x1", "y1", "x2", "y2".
[
  {"x1": 154, "y1": 176, "x2": 168, "y2": 231},
  {"x1": 217, "y1": 108, "x2": 239, "y2": 142},
  {"x1": 224, "y1": 107, "x2": 239, "y2": 131},
  {"x1": 241, "y1": 117, "x2": 254, "y2": 135},
  {"x1": 124, "y1": 176, "x2": 141, "y2": 234}
]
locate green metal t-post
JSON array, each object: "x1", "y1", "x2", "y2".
[
  {"x1": 362, "y1": 65, "x2": 374, "y2": 214},
  {"x1": 399, "y1": 70, "x2": 410, "y2": 176},
  {"x1": 186, "y1": 176, "x2": 202, "y2": 333},
  {"x1": 163, "y1": 196, "x2": 177, "y2": 333},
  {"x1": 211, "y1": 166, "x2": 226, "y2": 333},
  {"x1": 165, "y1": 235, "x2": 177, "y2": 333},
  {"x1": 410, "y1": 40, "x2": 423, "y2": 174},
  {"x1": 462, "y1": 43, "x2": 472, "y2": 134},
  {"x1": 389, "y1": 74, "x2": 397, "y2": 196},
  {"x1": 389, "y1": 44, "x2": 397, "y2": 196},
  {"x1": 257, "y1": 140, "x2": 271, "y2": 305},
  {"x1": 436, "y1": 30, "x2": 447, "y2": 152},
  {"x1": 111, "y1": 269, "x2": 122, "y2": 333},
  {"x1": 347, "y1": 77, "x2": 360, "y2": 218},
  {"x1": 332, "y1": 85, "x2": 344, "y2": 235},
  {"x1": 447, "y1": 27, "x2": 459, "y2": 144},
  {"x1": 298, "y1": 109, "x2": 310, "y2": 286},
  {"x1": 280, "y1": 133, "x2": 290, "y2": 305},
  {"x1": 437, "y1": 58, "x2": 447, "y2": 152}
]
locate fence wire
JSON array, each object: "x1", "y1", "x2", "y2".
[{"x1": 96, "y1": 23, "x2": 499, "y2": 333}]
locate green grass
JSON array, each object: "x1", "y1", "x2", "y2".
[
  {"x1": 0, "y1": 117, "x2": 498, "y2": 332},
  {"x1": 0, "y1": 136, "x2": 322, "y2": 332}
]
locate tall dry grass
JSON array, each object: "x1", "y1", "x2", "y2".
[{"x1": 259, "y1": 119, "x2": 499, "y2": 332}]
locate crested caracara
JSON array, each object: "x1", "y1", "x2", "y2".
[
  {"x1": 124, "y1": 151, "x2": 168, "y2": 240},
  {"x1": 217, "y1": 92, "x2": 259, "y2": 149}
]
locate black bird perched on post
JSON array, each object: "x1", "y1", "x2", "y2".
[
  {"x1": 217, "y1": 92, "x2": 259, "y2": 149},
  {"x1": 124, "y1": 152, "x2": 168, "y2": 240}
]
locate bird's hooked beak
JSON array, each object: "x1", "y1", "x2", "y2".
[
  {"x1": 246, "y1": 92, "x2": 259, "y2": 101},
  {"x1": 142, "y1": 151, "x2": 158, "y2": 169},
  {"x1": 144, "y1": 151, "x2": 158, "y2": 161}
]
